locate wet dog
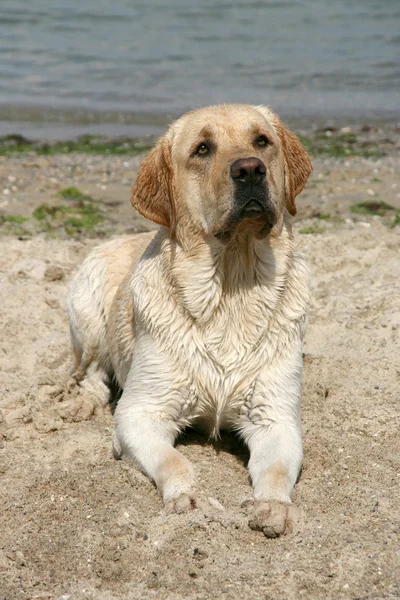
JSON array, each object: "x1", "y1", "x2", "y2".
[{"x1": 67, "y1": 104, "x2": 312, "y2": 537}]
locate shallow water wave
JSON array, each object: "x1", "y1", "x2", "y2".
[{"x1": 0, "y1": 0, "x2": 399, "y2": 134}]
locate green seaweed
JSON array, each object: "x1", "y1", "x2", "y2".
[
  {"x1": 32, "y1": 204, "x2": 70, "y2": 221},
  {"x1": 390, "y1": 212, "x2": 400, "y2": 227},
  {"x1": 298, "y1": 134, "x2": 384, "y2": 159},
  {"x1": 32, "y1": 196, "x2": 103, "y2": 235},
  {"x1": 0, "y1": 214, "x2": 30, "y2": 236},
  {"x1": 57, "y1": 187, "x2": 88, "y2": 200},
  {"x1": 349, "y1": 200, "x2": 395, "y2": 216},
  {"x1": 0, "y1": 134, "x2": 154, "y2": 156},
  {"x1": 1, "y1": 214, "x2": 28, "y2": 223},
  {"x1": 298, "y1": 225, "x2": 325, "y2": 234}
]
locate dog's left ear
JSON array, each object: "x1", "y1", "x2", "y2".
[
  {"x1": 274, "y1": 119, "x2": 312, "y2": 216},
  {"x1": 131, "y1": 137, "x2": 176, "y2": 231}
]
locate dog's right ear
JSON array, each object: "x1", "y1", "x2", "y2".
[{"x1": 131, "y1": 138, "x2": 175, "y2": 231}]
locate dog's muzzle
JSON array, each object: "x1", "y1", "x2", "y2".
[{"x1": 230, "y1": 156, "x2": 275, "y2": 223}]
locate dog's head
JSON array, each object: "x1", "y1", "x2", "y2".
[{"x1": 132, "y1": 104, "x2": 312, "y2": 242}]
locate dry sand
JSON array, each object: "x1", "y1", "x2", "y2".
[{"x1": 0, "y1": 139, "x2": 399, "y2": 599}]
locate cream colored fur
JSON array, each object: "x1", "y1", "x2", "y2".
[{"x1": 67, "y1": 104, "x2": 312, "y2": 537}]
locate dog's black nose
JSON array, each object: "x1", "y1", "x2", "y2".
[{"x1": 230, "y1": 157, "x2": 266, "y2": 184}]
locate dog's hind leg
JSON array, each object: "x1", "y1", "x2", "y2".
[
  {"x1": 69, "y1": 322, "x2": 112, "y2": 407},
  {"x1": 78, "y1": 363, "x2": 112, "y2": 407}
]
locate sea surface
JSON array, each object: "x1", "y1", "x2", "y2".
[{"x1": 0, "y1": 0, "x2": 399, "y2": 137}]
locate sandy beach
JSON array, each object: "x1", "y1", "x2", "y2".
[{"x1": 0, "y1": 124, "x2": 399, "y2": 599}]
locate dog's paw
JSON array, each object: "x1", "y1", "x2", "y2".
[
  {"x1": 165, "y1": 493, "x2": 225, "y2": 515},
  {"x1": 246, "y1": 500, "x2": 300, "y2": 538}
]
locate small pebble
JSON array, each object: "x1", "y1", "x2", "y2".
[
  {"x1": 45, "y1": 297, "x2": 60, "y2": 309},
  {"x1": 44, "y1": 265, "x2": 64, "y2": 281}
]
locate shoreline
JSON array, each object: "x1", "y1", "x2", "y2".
[
  {"x1": 0, "y1": 103, "x2": 399, "y2": 142},
  {"x1": 1, "y1": 120, "x2": 399, "y2": 158}
]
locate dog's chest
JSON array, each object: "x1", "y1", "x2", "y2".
[
  {"x1": 133, "y1": 243, "x2": 307, "y2": 433},
  {"x1": 171, "y1": 287, "x2": 282, "y2": 419},
  {"x1": 140, "y1": 261, "x2": 283, "y2": 370},
  {"x1": 200, "y1": 289, "x2": 271, "y2": 367}
]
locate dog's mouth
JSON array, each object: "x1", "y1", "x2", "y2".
[
  {"x1": 214, "y1": 196, "x2": 276, "y2": 244},
  {"x1": 240, "y1": 198, "x2": 266, "y2": 218}
]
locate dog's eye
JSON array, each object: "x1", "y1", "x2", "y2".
[
  {"x1": 255, "y1": 135, "x2": 270, "y2": 148},
  {"x1": 196, "y1": 143, "x2": 209, "y2": 156}
]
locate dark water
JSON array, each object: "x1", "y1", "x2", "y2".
[{"x1": 0, "y1": 0, "x2": 399, "y2": 137}]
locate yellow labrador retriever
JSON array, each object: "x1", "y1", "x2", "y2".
[{"x1": 67, "y1": 104, "x2": 312, "y2": 538}]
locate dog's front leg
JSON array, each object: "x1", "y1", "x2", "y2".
[
  {"x1": 243, "y1": 421, "x2": 303, "y2": 538},
  {"x1": 114, "y1": 407, "x2": 198, "y2": 513},
  {"x1": 113, "y1": 334, "x2": 199, "y2": 513},
  {"x1": 239, "y1": 353, "x2": 304, "y2": 537}
]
